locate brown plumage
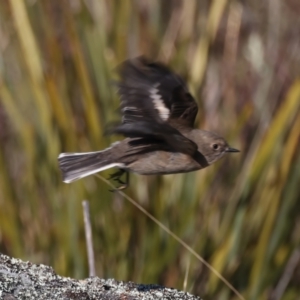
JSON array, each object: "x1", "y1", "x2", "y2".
[{"x1": 58, "y1": 57, "x2": 239, "y2": 188}]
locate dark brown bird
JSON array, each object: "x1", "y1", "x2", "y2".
[{"x1": 58, "y1": 57, "x2": 239, "y2": 189}]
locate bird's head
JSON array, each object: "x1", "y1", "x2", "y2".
[{"x1": 194, "y1": 130, "x2": 239, "y2": 165}]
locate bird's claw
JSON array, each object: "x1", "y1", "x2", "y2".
[{"x1": 108, "y1": 169, "x2": 129, "y2": 191}]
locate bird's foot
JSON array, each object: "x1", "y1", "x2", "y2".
[{"x1": 108, "y1": 169, "x2": 129, "y2": 191}]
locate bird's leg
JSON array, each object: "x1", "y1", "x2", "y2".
[
  {"x1": 109, "y1": 169, "x2": 125, "y2": 183},
  {"x1": 108, "y1": 169, "x2": 130, "y2": 191}
]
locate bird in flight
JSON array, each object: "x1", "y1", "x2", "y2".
[{"x1": 58, "y1": 57, "x2": 239, "y2": 189}]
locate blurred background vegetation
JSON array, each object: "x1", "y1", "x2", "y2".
[{"x1": 0, "y1": 0, "x2": 300, "y2": 299}]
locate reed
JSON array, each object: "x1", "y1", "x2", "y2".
[{"x1": 0, "y1": 1, "x2": 299, "y2": 299}]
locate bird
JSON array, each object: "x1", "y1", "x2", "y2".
[{"x1": 58, "y1": 57, "x2": 239, "y2": 189}]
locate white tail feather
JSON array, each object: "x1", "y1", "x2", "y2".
[
  {"x1": 58, "y1": 150, "x2": 125, "y2": 183},
  {"x1": 63, "y1": 162, "x2": 124, "y2": 183}
]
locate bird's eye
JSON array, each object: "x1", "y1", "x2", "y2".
[{"x1": 212, "y1": 144, "x2": 219, "y2": 150}]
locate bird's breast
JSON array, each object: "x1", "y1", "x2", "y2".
[{"x1": 126, "y1": 151, "x2": 203, "y2": 175}]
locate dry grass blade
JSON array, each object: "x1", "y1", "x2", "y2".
[
  {"x1": 82, "y1": 200, "x2": 96, "y2": 277},
  {"x1": 96, "y1": 174, "x2": 245, "y2": 300},
  {"x1": 1, "y1": 1, "x2": 300, "y2": 299}
]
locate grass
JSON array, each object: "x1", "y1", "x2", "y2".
[{"x1": 0, "y1": 1, "x2": 299, "y2": 299}]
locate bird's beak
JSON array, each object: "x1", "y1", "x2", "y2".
[{"x1": 226, "y1": 147, "x2": 240, "y2": 153}]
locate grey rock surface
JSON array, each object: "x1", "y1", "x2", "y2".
[{"x1": 0, "y1": 254, "x2": 201, "y2": 300}]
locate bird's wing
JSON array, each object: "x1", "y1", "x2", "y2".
[
  {"x1": 108, "y1": 57, "x2": 198, "y2": 156},
  {"x1": 110, "y1": 120, "x2": 198, "y2": 156},
  {"x1": 117, "y1": 57, "x2": 198, "y2": 128}
]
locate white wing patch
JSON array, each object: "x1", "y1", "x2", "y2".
[{"x1": 149, "y1": 84, "x2": 170, "y2": 121}]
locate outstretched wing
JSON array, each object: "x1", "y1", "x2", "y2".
[
  {"x1": 108, "y1": 57, "x2": 199, "y2": 156},
  {"x1": 117, "y1": 57, "x2": 198, "y2": 128}
]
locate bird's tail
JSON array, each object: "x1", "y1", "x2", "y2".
[{"x1": 58, "y1": 149, "x2": 124, "y2": 183}]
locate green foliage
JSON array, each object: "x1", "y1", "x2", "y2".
[{"x1": 0, "y1": 1, "x2": 299, "y2": 299}]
